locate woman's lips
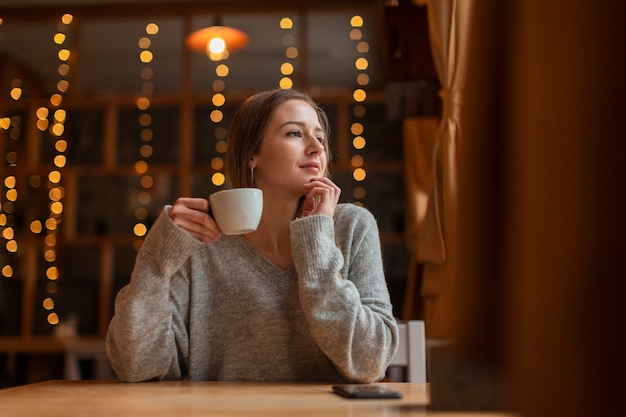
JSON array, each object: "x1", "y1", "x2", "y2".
[{"x1": 300, "y1": 163, "x2": 320, "y2": 173}]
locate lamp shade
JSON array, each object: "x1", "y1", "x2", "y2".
[{"x1": 186, "y1": 26, "x2": 249, "y2": 61}]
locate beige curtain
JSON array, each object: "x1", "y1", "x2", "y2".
[
  {"x1": 402, "y1": 117, "x2": 438, "y2": 320},
  {"x1": 416, "y1": 0, "x2": 474, "y2": 338}
]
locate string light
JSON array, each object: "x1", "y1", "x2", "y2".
[
  {"x1": 1, "y1": 114, "x2": 20, "y2": 278},
  {"x1": 349, "y1": 15, "x2": 369, "y2": 206},
  {"x1": 281, "y1": 17, "x2": 298, "y2": 89},
  {"x1": 41, "y1": 13, "x2": 73, "y2": 327},
  {"x1": 279, "y1": 17, "x2": 296, "y2": 89},
  {"x1": 209, "y1": 62, "x2": 229, "y2": 187},
  {"x1": 9, "y1": 79, "x2": 22, "y2": 101},
  {"x1": 133, "y1": 22, "x2": 159, "y2": 252}
]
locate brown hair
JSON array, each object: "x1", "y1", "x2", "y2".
[{"x1": 225, "y1": 89, "x2": 331, "y2": 188}]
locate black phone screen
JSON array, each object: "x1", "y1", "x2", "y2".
[{"x1": 331, "y1": 384, "x2": 403, "y2": 399}]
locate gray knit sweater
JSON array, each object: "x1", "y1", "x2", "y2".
[{"x1": 106, "y1": 203, "x2": 398, "y2": 383}]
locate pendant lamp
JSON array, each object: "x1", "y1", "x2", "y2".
[{"x1": 186, "y1": 20, "x2": 249, "y2": 61}]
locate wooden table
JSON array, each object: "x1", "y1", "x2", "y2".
[{"x1": 0, "y1": 380, "x2": 515, "y2": 417}]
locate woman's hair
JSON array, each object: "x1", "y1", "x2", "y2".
[{"x1": 225, "y1": 88, "x2": 331, "y2": 188}]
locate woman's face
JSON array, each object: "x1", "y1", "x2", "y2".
[{"x1": 252, "y1": 99, "x2": 327, "y2": 196}]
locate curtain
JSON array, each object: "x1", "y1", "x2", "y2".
[
  {"x1": 428, "y1": 0, "x2": 626, "y2": 413},
  {"x1": 416, "y1": 0, "x2": 474, "y2": 338},
  {"x1": 401, "y1": 116, "x2": 438, "y2": 320}
]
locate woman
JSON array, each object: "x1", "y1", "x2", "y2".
[{"x1": 106, "y1": 88, "x2": 398, "y2": 383}]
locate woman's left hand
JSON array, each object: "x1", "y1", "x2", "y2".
[{"x1": 300, "y1": 177, "x2": 341, "y2": 217}]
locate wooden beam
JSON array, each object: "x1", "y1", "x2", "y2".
[{"x1": 0, "y1": 1, "x2": 381, "y2": 21}]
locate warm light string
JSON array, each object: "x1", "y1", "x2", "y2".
[
  {"x1": 0, "y1": 169, "x2": 18, "y2": 280},
  {"x1": 208, "y1": 64, "x2": 229, "y2": 188},
  {"x1": 279, "y1": 17, "x2": 296, "y2": 89},
  {"x1": 349, "y1": 15, "x2": 369, "y2": 206},
  {"x1": 1, "y1": 168, "x2": 19, "y2": 259},
  {"x1": 132, "y1": 22, "x2": 159, "y2": 251},
  {"x1": 1, "y1": 19, "x2": 19, "y2": 281},
  {"x1": 0, "y1": 87, "x2": 21, "y2": 280},
  {"x1": 40, "y1": 13, "x2": 74, "y2": 327}
]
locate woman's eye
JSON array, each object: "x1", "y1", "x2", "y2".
[
  {"x1": 288, "y1": 130, "x2": 302, "y2": 137},
  {"x1": 316, "y1": 136, "x2": 324, "y2": 143}
]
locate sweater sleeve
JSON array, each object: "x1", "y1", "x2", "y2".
[
  {"x1": 106, "y1": 206, "x2": 203, "y2": 382},
  {"x1": 289, "y1": 205, "x2": 399, "y2": 383}
]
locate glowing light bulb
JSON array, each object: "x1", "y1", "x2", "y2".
[{"x1": 209, "y1": 37, "x2": 226, "y2": 54}]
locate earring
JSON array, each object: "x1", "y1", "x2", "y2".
[{"x1": 250, "y1": 166, "x2": 254, "y2": 186}]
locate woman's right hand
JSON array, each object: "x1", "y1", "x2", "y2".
[{"x1": 168, "y1": 197, "x2": 222, "y2": 242}]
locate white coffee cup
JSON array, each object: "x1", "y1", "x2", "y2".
[{"x1": 208, "y1": 188, "x2": 263, "y2": 235}]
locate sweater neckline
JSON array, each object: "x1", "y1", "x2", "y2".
[{"x1": 226, "y1": 234, "x2": 296, "y2": 275}]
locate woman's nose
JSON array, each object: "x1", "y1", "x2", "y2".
[{"x1": 306, "y1": 135, "x2": 324, "y2": 153}]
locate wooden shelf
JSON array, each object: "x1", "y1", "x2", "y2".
[{"x1": 0, "y1": 336, "x2": 105, "y2": 355}]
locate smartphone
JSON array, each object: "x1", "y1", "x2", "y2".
[{"x1": 332, "y1": 384, "x2": 403, "y2": 399}]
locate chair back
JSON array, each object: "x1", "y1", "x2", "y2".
[{"x1": 387, "y1": 320, "x2": 427, "y2": 382}]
